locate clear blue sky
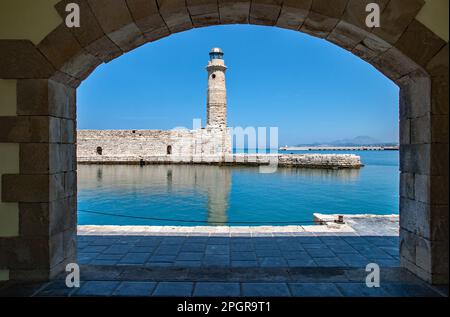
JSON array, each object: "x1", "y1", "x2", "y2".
[{"x1": 78, "y1": 25, "x2": 399, "y2": 145}]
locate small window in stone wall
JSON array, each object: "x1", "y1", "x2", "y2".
[
  {"x1": 96, "y1": 146, "x2": 103, "y2": 155},
  {"x1": 167, "y1": 145, "x2": 172, "y2": 155},
  {"x1": 212, "y1": 74, "x2": 216, "y2": 79}
]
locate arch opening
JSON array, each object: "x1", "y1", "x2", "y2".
[{"x1": 0, "y1": 0, "x2": 447, "y2": 286}]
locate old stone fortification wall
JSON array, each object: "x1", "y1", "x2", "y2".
[
  {"x1": 77, "y1": 128, "x2": 232, "y2": 158},
  {"x1": 77, "y1": 131, "x2": 362, "y2": 169}
]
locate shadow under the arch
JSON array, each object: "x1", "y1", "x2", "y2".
[{"x1": 0, "y1": 233, "x2": 446, "y2": 297}]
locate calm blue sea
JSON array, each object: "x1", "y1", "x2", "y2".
[{"x1": 77, "y1": 151, "x2": 399, "y2": 226}]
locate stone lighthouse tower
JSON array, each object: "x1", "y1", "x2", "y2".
[{"x1": 206, "y1": 48, "x2": 227, "y2": 128}]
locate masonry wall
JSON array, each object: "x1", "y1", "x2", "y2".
[{"x1": 77, "y1": 128, "x2": 232, "y2": 159}]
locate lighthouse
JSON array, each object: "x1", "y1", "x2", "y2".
[{"x1": 206, "y1": 48, "x2": 228, "y2": 129}]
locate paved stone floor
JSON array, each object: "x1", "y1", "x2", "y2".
[
  {"x1": 75, "y1": 234, "x2": 400, "y2": 268},
  {"x1": 0, "y1": 267, "x2": 447, "y2": 297},
  {"x1": 0, "y1": 217, "x2": 448, "y2": 297}
]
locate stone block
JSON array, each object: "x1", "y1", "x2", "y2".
[
  {"x1": 1, "y1": 174, "x2": 50, "y2": 203},
  {"x1": 400, "y1": 144, "x2": 430, "y2": 175},
  {"x1": 327, "y1": 20, "x2": 368, "y2": 51},
  {"x1": 400, "y1": 172, "x2": 414, "y2": 200},
  {"x1": 218, "y1": 0, "x2": 250, "y2": 24},
  {"x1": 19, "y1": 195, "x2": 76, "y2": 238},
  {"x1": 157, "y1": 0, "x2": 193, "y2": 33},
  {"x1": 427, "y1": 45, "x2": 449, "y2": 116},
  {"x1": 301, "y1": 12, "x2": 338, "y2": 38},
  {"x1": 410, "y1": 114, "x2": 431, "y2": 144},
  {"x1": 64, "y1": 171, "x2": 77, "y2": 199},
  {"x1": 0, "y1": 116, "x2": 59, "y2": 143},
  {"x1": 342, "y1": 0, "x2": 389, "y2": 30},
  {"x1": 398, "y1": 72, "x2": 431, "y2": 119},
  {"x1": 372, "y1": 47, "x2": 422, "y2": 82},
  {"x1": 276, "y1": 0, "x2": 311, "y2": 30},
  {"x1": 84, "y1": 35, "x2": 123, "y2": 63},
  {"x1": 49, "y1": 71, "x2": 81, "y2": 89},
  {"x1": 399, "y1": 228, "x2": 416, "y2": 264},
  {"x1": 187, "y1": 0, "x2": 220, "y2": 26},
  {"x1": 395, "y1": 20, "x2": 446, "y2": 68},
  {"x1": 0, "y1": 40, "x2": 55, "y2": 79},
  {"x1": 17, "y1": 79, "x2": 75, "y2": 119},
  {"x1": 431, "y1": 240, "x2": 449, "y2": 278},
  {"x1": 60, "y1": 50, "x2": 102, "y2": 81},
  {"x1": 63, "y1": 228, "x2": 77, "y2": 259},
  {"x1": 249, "y1": 0, "x2": 283, "y2": 26},
  {"x1": 87, "y1": 0, "x2": 145, "y2": 51},
  {"x1": 49, "y1": 231, "x2": 65, "y2": 267},
  {"x1": 399, "y1": 119, "x2": 411, "y2": 145},
  {"x1": 55, "y1": 0, "x2": 105, "y2": 47},
  {"x1": 19, "y1": 202, "x2": 50, "y2": 237},
  {"x1": 126, "y1": 0, "x2": 170, "y2": 40},
  {"x1": 372, "y1": 0, "x2": 425, "y2": 44},
  {"x1": 431, "y1": 115, "x2": 448, "y2": 144},
  {"x1": 430, "y1": 142, "x2": 449, "y2": 177},
  {"x1": 61, "y1": 118, "x2": 76, "y2": 144},
  {"x1": 37, "y1": 24, "x2": 84, "y2": 70},
  {"x1": 311, "y1": 0, "x2": 348, "y2": 18},
  {"x1": 49, "y1": 173, "x2": 66, "y2": 202},
  {"x1": 415, "y1": 235, "x2": 432, "y2": 272},
  {"x1": 352, "y1": 32, "x2": 392, "y2": 61},
  {"x1": 0, "y1": 237, "x2": 50, "y2": 270}
]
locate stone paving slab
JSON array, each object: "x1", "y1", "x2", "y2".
[
  {"x1": 77, "y1": 234, "x2": 400, "y2": 269},
  {"x1": 0, "y1": 267, "x2": 445, "y2": 297}
]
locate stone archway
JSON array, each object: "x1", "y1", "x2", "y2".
[{"x1": 0, "y1": 0, "x2": 448, "y2": 284}]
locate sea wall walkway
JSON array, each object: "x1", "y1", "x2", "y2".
[{"x1": 77, "y1": 154, "x2": 363, "y2": 169}]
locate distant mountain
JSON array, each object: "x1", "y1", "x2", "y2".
[{"x1": 296, "y1": 136, "x2": 398, "y2": 147}]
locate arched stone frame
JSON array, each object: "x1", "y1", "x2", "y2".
[{"x1": 0, "y1": 0, "x2": 447, "y2": 284}]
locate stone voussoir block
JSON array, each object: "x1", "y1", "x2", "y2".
[
  {"x1": 37, "y1": 24, "x2": 84, "y2": 70},
  {"x1": 372, "y1": 0, "x2": 425, "y2": 45},
  {"x1": 157, "y1": 0, "x2": 194, "y2": 34},
  {"x1": 395, "y1": 19, "x2": 446, "y2": 68},
  {"x1": 300, "y1": 11, "x2": 338, "y2": 39},
  {"x1": 187, "y1": 0, "x2": 220, "y2": 27},
  {"x1": 249, "y1": 0, "x2": 283, "y2": 26},
  {"x1": 341, "y1": 0, "x2": 389, "y2": 30},
  {"x1": 218, "y1": 0, "x2": 251, "y2": 24},
  {"x1": 87, "y1": 0, "x2": 146, "y2": 52},
  {"x1": 55, "y1": 1, "x2": 123, "y2": 62},
  {"x1": 327, "y1": 20, "x2": 369, "y2": 52},
  {"x1": 276, "y1": 0, "x2": 312, "y2": 30},
  {"x1": 126, "y1": 0, "x2": 170, "y2": 41},
  {"x1": 0, "y1": 40, "x2": 55, "y2": 79},
  {"x1": 371, "y1": 47, "x2": 423, "y2": 83},
  {"x1": 311, "y1": 0, "x2": 348, "y2": 19},
  {"x1": 55, "y1": 0, "x2": 106, "y2": 47}
]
